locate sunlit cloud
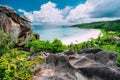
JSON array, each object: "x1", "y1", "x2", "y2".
[{"x1": 18, "y1": 0, "x2": 120, "y2": 25}]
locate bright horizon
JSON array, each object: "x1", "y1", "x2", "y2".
[{"x1": 1, "y1": 0, "x2": 120, "y2": 25}]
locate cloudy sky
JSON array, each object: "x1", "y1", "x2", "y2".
[{"x1": 1, "y1": 0, "x2": 120, "y2": 25}]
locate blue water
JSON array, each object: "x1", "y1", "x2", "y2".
[{"x1": 32, "y1": 25, "x2": 91, "y2": 41}]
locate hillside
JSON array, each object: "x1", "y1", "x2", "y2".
[
  {"x1": 73, "y1": 20, "x2": 120, "y2": 67},
  {"x1": 73, "y1": 20, "x2": 120, "y2": 31}
]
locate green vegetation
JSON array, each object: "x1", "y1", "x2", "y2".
[
  {"x1": 74, "y1": 20, "x2": 120, "y2": 66},
  {"x1": 1, "y1": 19, "x2": 120, "y2": 79},
  {"x1": 75, "y1": 20, "x2": 120, "y2": 31},
  {"x1": 0, "y1": 30, "x2": 44, "y2": 80},
  {"x1": 24, "y1": 39, "x2": 67, "y2": 53},
  {"x1": 0, "y1": 29, "x2": 67, "y2": 79}
]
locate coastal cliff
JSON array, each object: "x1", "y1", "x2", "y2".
[{"x1": 0, "y1": 5, "x2": 39, "y2": 47}]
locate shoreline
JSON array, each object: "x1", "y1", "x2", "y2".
[{"x1": 60, "y1": 29, "x2": 102, "y2": 45}]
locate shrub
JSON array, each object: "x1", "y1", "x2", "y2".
[
  {"x1": 116, "y1": 41, "x2": 120, "y2": 47},
  {"x1": 102, "y1": 36, "x2": 115, "y2": 44},
  {"x1": 51, "y1": 39, "x2": 67, "y2": 53},
  {"x1": 24, "y1": 39, "x2": 67, "y2": 53},
  {"x1": 0, "y1": 29, "x2": 44, "y2": 79},
  {"x1": 0, "y1": 30, "x2": 17, "y2": 56},
  {"x1": 0, "y1": 49, "x2": 44, "y2": 80}
]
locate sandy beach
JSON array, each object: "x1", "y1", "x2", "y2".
[{"x1": 60, "y1": 29, "x2": 102, "y2": 45}]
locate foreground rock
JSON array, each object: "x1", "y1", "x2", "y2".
[
  {"x1": 34, "y1": 49, "x2": 120, "y2": 80},
  {"x1": 0, "y1": 5, "x2": 39, "y2": 47}
]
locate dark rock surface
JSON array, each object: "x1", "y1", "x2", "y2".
[
  {"x1": 0, "y1": 5, "x2": 38, "y2": 47},
  {"x1": 35, "y1": 49, "x2": 120, "y2": 80},
  {"x1": 78, "y1": 48, "x2": 102, "y2": 54}
]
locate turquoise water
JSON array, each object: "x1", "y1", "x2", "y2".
[{"x1": 32, "y1": 26, "x2": 92, "y2": 41}]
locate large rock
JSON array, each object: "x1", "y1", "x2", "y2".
[
  {"x1": 34, "y1": 49, "x2": 120, "y2": 80},
  {"x1": 0, "y1": 5, "x2": 37, "y2": 46}
]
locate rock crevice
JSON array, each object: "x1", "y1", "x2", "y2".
[
  {"x1": 35, "y1": 49, "x2": 120, "y2": 80},
  {"x1": 0, "y1": 5, "x2": 34, "y2": 47}
]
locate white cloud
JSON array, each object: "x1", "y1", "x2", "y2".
[
  {"x1": 19, "y1": 2, "x2": 66, "y2": 25},
  {"x1": 66, "y1": 0, "x2": 120, "y2": 24},
  {"x1": 18, "y1": 9, "x2": 34, "y2": 21},
  {"x1": 18, "y1": 0, "x2": 120, "y2": 25},
  {"x1": 66, "y1": 0, "x2": 95, "y2": 21},
  {"x1": 61, "y1": 6, "x2": 72, "y2": 18},
  {"x1": 36, "y1": 2, "x2": 64, "y2": 23},
  {"x1": 90, "y1": 0, "x2": 120, "y2": 18}
]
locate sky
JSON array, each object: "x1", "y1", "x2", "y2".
[{"x1": 1, "y1": 0, "x2": 120, "y2": 25}]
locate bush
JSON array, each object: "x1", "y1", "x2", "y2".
[
  {"x1": 0, "y1": 49, "x2": 44, "y2": 80},
  {"x1": 116, "y1": 41, "x2": 120, "y2": 47},
  {"x1": 0, "y1": 30, "x2": 44, "y2": 79},
  {"x1": 51, "y1": 39, "x2": 67, "y2": 53},
  {"x1": 24, "y1": 39, "x2": 67, "y2": 53},
  {"x1": 116, "y1": 32, "x2": 120, "y2": 37},
  {"x1": 0, "y1": 30, "x2": 17, "y2": 56},
  {"x1": 102, "y1": 36, "x2": 115, "y2": 44}
]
